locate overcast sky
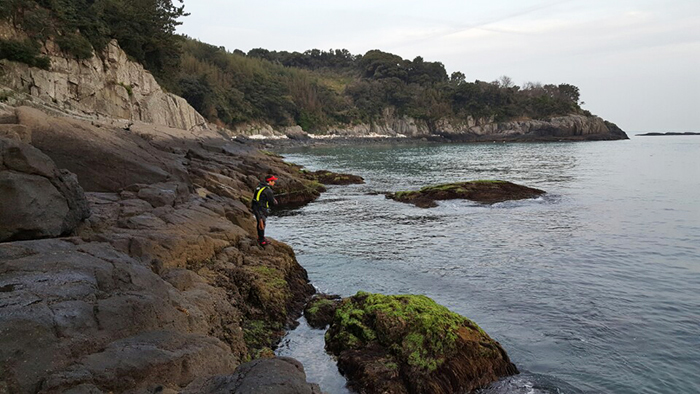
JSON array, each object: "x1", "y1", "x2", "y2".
[{"x1": 177, "y1": 0, "x2": 700, "y2": 132}]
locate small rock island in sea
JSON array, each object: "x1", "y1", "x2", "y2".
[
  {"x1": 305, "y1": 292, "x2": 518, "y2": 394},
  {"x1": 386, "y1": 180, "x2": 546, "y2": 208}
]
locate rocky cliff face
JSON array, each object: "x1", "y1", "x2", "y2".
[{"x1": 0, "y1": 32, "x2": 207, "y2": 132}]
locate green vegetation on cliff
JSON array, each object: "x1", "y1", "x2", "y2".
[
  {"x1": 1, "y1": 0, "x2": 591, "y2": 132},
  {"x1": 175, "y1": 43, "x2": 589, "y2": 132}
]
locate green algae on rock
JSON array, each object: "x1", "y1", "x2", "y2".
[
  {"x1": 387, "y1": 180, "x2": 545, "y2": 208},
  {"x1": 325, "y1": 292, "x2": 518, "y2": 394},
  {"x1": 304, "y1": 294, "x2": 342, "y2": 329}
]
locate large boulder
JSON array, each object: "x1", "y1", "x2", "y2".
[
  {"x1": 325, "y1": 292, "x2": 518, "y2": 394},
  {"x1": 182, "y1": 357, "x2": 321, "y2": 394},
  {"x1": 0, "y1": 137, "x2": 89, "y2": 241}
]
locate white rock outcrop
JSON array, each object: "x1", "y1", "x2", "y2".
[{"x1": 0, "y1": 38, "x2": 208, "y2": 132}]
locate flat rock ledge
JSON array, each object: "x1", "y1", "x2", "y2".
[
  {"x1": 386, "y1": 180, "x2": 546, "y2": 208},
  {"x1": 324, "y1": 292, "x2": 518, "y2": 394}
]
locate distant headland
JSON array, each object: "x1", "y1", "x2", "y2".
[{"x1": 636, "y1": 132, "x2": 700, "y2": 136}]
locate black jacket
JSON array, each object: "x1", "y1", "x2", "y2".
[{"x1": 252, "y1": 182, "x2": 276, "y2": 214}]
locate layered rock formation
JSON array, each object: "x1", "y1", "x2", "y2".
[
  {"x1": 0, "y1": 106, "x2": 325, "y2": 393},
  {"x1": 435, "y1": 114, "x2": 628, "y2": 141},
  {"x1": 0, "y1": 32, "x2": 207, "y2": 132}
]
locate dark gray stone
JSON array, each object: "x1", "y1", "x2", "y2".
[
  {"x1": 182, "y1": 357, "x2": 322, "y2": 394},
  {"x1": 0, "y1": 138, "x2": 90, "y2": 242},
  {"x1": 0, "y1": 171, "x2": 69, "y2": 240}
]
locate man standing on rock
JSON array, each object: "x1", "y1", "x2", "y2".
[{"x1": 251, "y1": 175, "x2": 278, "y2": 246}]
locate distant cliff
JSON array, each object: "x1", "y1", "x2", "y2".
[{"x1": 314, "y1": 108, "x2": 628, "y2": 141}]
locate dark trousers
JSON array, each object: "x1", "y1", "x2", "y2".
[{"x1": 253, "y1": 210, "x2": 267, "y2": 242}]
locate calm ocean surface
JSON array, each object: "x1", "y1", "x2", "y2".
[{"x1": 274, "y1": 136, "x2": 700, "y2": 394}]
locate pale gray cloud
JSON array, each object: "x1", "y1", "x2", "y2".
[{"x1": 178, "y1": 0, "x2": 700, "y2": 131}]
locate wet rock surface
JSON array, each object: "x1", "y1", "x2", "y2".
[
  {"x1": 325, "y1": 292, "x2": 519, "y2": 394},
  {"x1": 304, "y1": 294, "x2": 342, "y2": 329},
  {"x1": 386, "y1": 180, "x2": 546, "y2": 208}
]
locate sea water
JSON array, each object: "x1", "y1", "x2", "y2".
[{"x1": 274, "y1": 136, "x2": 700, "y2": 394}]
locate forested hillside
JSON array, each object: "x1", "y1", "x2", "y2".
[{"x1": 1, "y1": 0, "x2": 590, "y2": 132}]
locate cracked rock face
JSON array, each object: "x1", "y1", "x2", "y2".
[
  {"x1": 0, "y1": 38, "x2": 208, "y2": 132},
  {"x1": 0, "y1": 239, "x2": 239, "y2": 394}
]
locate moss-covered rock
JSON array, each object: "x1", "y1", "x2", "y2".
[
  {"x1": 304, "y1": 294, "x2": 342, "y2": 329},
  {"x1": 304, "y1": 169, "x2": 365, "y2": 185},
  {"x1": 386, "y1": 180, "x2": 545, "y2": 208},
  {"x1": 274, "y1": 178, "x2": 327, "y2": 208},
  {"x1": 231, "y1": 242, "x2": 316, "y2": 358},
  {"x1": 325, "y1": 292, "x2": 518, "y2": 394}
]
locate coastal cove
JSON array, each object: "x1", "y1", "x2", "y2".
[
  {"x1": 274, "y1": 136, "x2": 700, "y2": 394},
  {"x1": 0, "y1": 2, "x2": 697, "y2": 391}
]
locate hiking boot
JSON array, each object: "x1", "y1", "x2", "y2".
[{"x1": 258, "y1": 238, "x2": 269, "y2": 247}]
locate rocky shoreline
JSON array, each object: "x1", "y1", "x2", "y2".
[
  {"x1": 240, "y1": 123, "x2": 629, "y2": 153},
  {"x1": 0, "y1": 105, "x2": 328, "y2": 393},
  {"x1": 0, "y1": 37, "x2": 625, "y2": 393},
  {"x1": 0, "y1": 104, "x2": 522, "y2": 394}
]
